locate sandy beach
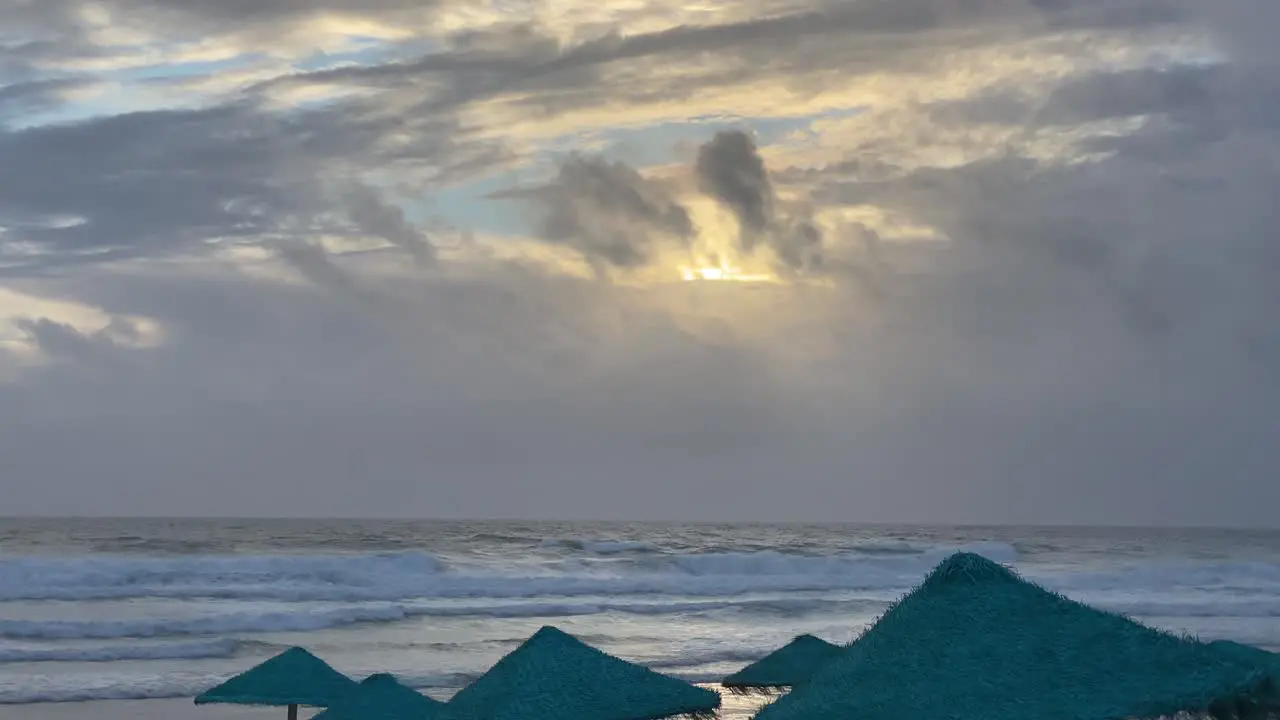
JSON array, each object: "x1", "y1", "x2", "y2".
[
  {"x1": 2, "y1": 699, "x2": 304, "y2": 720},
  {"x1": 2, "y1": 687, "x2": 768, "y2": 720}
]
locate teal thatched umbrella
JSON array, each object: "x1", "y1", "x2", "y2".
[
  {"x1": 444, "y1": 626, "x2": 721, "y2": 720},
  {"x1": 195, "y1": 647, "x2": 358, "y2": 720},
  {"x1": 721, "y1": 634, "x2": 841, "y2": 695},
  {"x1": 312, "y1": 673, "x2": 443, "y2": 720},
  {"x1": 755, "y1": 552, "x2": 1280, "y2": 720},
  {"x1": 1210, "y1": 640, "x2": 1280, "y2": 671}
]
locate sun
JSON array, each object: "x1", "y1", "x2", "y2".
[{"x1": 677, "y1": 263, "x2": 774, "y2": 283}]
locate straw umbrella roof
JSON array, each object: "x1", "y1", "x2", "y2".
[
  {"x1": 755, "y1": 552, "x2": 1280, "y2": 720},
  {"x1": 1209, "y1": 640, "x2": 1280, "y2": 671},
  {"x1": 444, "y1": 626, "x2": 721, "y2": 720},
  {"x1": 721, "y1": 635, "x2": 842, "y2": 694},
  {"x1": 312, "y1": 673, "x2": 444, "y2": 720},
  {"x1": 194, "y1": 647, "x2": 358, "y2": 708}
]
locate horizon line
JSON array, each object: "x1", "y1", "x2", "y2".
[{"x1": 1, "y1": 515, "x2": 1277, "y2": 532}]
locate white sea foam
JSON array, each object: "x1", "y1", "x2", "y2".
[
  {"x1": 0, "y1": 597, "x2": 867, "y2": 641},
  {"x1": 0, "y1": 542, "x2": 1017, "y2": 603},
  {"x1": 1036, "y1": 561, "x2": 1280, "y2": 594},
  {"x1": 0, "y1": 649, "x2": 750, "y2": 704},
  {"x1": 1094, "y1": 598, "x2": 1280, "y2": 618},
  {"x1": 539, "y1": 538, "x2": 661, "y2": 554},
  {"x1": 2, "y1": 526, "x2": 1278, "y2": 707},
  {"x1": 0, "y1": 606, "x2": 409, "y2": 640},
  {"x1": 0, "y1": 639, "x2": 239, "y2": 663},
  {"x1": 0, "y1": 675, "x2": 217, "y2": 704}
]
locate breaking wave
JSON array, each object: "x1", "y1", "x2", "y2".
[
  {"x1": 0, "y1": 647, "x2": 757, "y2": 704},
  {"x1": 539, "y1": 538, "x2": 661, "y2": 554},
  {"x1": 0, "y1": 597, "x2": 871, "y2": 641},
  {"x1": 0, "y1": 639, "x2": 239, "y2": 663},
  {"x1": 0, "y1": 542, "x2": 1017, "y2": 603}
]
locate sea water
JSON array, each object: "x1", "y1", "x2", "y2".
[{"x1": 1, "y1": 519, "x2": 1279, "y2": 709}]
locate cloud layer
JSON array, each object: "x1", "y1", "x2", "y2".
[{"x1": 1, "y1": 0, "x2": 1277, "y2": 524}]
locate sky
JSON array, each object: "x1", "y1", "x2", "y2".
[{"x1": 1, "y1": 0, "x2": 1278, "y2": 525}]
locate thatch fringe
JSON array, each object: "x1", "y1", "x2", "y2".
[
  {"x1": 753, "y1": 553, "x2": 1280, "y2": 720},
  {"x1": 722, "y1": 684, "x2": 787, "y2": 697},
  {"x1": 1203, "y1": 672, "x2": 1280, "y2": 720},
  {"x1": 921, "y1": 551, "x2": 1019, "y2": 587},
  {"x1": 1139, "y1": 705, "x2": 1280, "y2": 720}
]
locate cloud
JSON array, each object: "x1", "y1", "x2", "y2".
[
  {"x1": 337, "y1": 182, "x2": 437, "y2": 265},
  {"x1": 513, "y1": 154, "x2": 694, "y2": 270},
  {"x1": 276, "y1": 240, "x2": 357, "y2": 290},
  {"x1": 695, "y1": 130, "x2": 823, "y2": 272},
  {"x1": 14, "y1": 317, "x2": 115, "y2": 359},
  {"x1": 1, "y1": 0, "x2": 1278, "y2": 523},
  {"x1": 0, "y1": 77, "x2": 95, "y2": 124},
  {"x1": 696, "y1": 130, "x2": 773, "y2": 237}
]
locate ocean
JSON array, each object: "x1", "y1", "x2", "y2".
[{"x1": 2, "y1": 519, "x2": 1280, "y2": 719}]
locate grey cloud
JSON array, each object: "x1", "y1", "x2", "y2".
[
  {"x1": 696, "y1": 130, "x2": 773, "y2": 238},
  {"x1": 0, "y1": 0, "x2": 442, "y2": 48},
  {"x1": 276, "y1": 241, "x2": 356, "y2": 291},
  {"x1": 5, "y1": 0, "x2": 1280, "y2": 524},
  {"x1": 273, "y1": 0, "x2": 1179, "y2": 125},
  {"x1": 0, "y1": 77, "x2": 90, "y2": 123},
  {"x1": 517, "y1": 154, "x2": 694, "y2": 269},
  {"x1": 1037, "y1": 65, "x2": 1222, "y2": 125},
  {"x1": 13, "y1": 317, "x2": 112, "y2": 359},
  {"x1": 695, "y1": 130, "x2": 824, "y2": 272},
  {"x1": 810, "y1": 15, "x2": 1280, "y2": 353},
  {"x1": 0, "y1": 90, "x2": 509, "y2": 273},
  {"x1": 1033, "y1": 0, "x2": 1182, "y2": 29},
  {"x1": 0, "y1": 103, "x2": 306, "y2": 263},
  {"x1": 925, "y1": 64, "x2": 1223, "y2": 129},
  {"x1": 125, "y1": 0, "x2": 441, "y2": 23},
  {"x1": 0, "y1": 267, "x2": 791, "y2": 518},
  {"x1": 5, "y1": 249, "x2": 1279, "y2": 523},
  {"x1": 0, "y1": 0, "x2": 1174, "y2": 275},
  {"x1": 337, "y1": 183, "x2": 436, "y2": 265},
  {"x1": 771, "y1": 218, "x2": 824, "y2": 273},
  {"x1": 513, "y1": 134, "x2": 824, "y2": 274}
]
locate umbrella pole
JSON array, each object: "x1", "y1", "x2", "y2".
[{"x1": 288, "y1": 704, "x2": 297, "y2": 720}]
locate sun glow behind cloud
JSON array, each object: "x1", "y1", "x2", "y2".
[{"x1": 677, "y1": 263, "x2": 776, "y2": 283}]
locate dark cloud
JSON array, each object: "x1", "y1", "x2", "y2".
[
  {"x1": 0, "y1": 77, "x2": 91, "y2": 124},
  {"x1": 696, "y1": 130, "x2": 773, "y2": 237},
  {"x1": 771, "y1": 218, "x2": 824, "y2": 272},
  {"x1": 1037, "y1": 65, "x2": 1222, "y2": 125},
  {"x1": 0, "y1": 103, "x2": 307, "y2": 264},
  {"x1": 13, "y1": 317, "x2": 112, "y2": 359},
  {"x1": 695, "y1": 130, "x2": 824, "y2": 272},
  {"x1": 2, "y1": 0, "x2": 1279, "y2": 524},
  {"x1": 276, "y1": 241, "x2": 356, "y2": 290},
  {"x1": 0, "y1": 92, "x2": 508, "y2": 274},
  {"x1": 516, "y1": 154, "x2": 694, "y2": 269},
  {"x1": 795, "y1": 6, "x2": 1280, "y2": 379},
  {"x1": 337, "y1": 183, "x2": 437, "y2": 265},
  {"x1": 260, "y1": 0, "x2": 1180, "y2": 127},
  {"x1": 0, "y1": 267, "x2": 790, "y2": 518}
]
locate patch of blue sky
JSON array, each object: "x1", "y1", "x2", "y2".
[
  {"x1": 413, "y1": 170, "x2": 534, "y2": 238},
  {"x1": 571, "y1": 108, "x2": 865, "y2": 167},
  {"x1": 5, "y1": 53, "x2": 271, "y2": 128},
  {"x1": 6, "y1": 95, "x2": 136, "y2": 131},
  {"x1": 114, "y1": 55, "x2": 265, "y2": 83},
  {"x1": 414, "y1": 108, "x2": 865, "y2": 238},
  {"x1": 293, "y1": 37, "x2": 441, "y2": 73}
]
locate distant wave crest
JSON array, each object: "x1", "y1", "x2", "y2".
[
  {"x1": 0, "y1": 639, "x2": 239, "y2": 663},
  {"x1": 0, "y1": 597, "x2": 872, "y2": 641},
  {"x1": 0, "y1": 542, "x2": 1017, "y2": 603}
]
